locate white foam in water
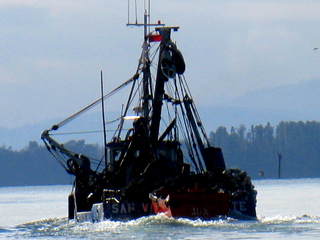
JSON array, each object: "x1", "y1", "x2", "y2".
[{"x1": 1, "y1": 179, "x2": 320, "y2": 239}]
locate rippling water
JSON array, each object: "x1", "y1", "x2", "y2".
[{"x1": 1, "y1": 179, "x2": 320, "y2": 239}]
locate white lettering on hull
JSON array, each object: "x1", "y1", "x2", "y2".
[
  {"x1": 232, "y1": 201, "x2": 247, "y2": 211},
  {"x1": 112, "y1": 203, "x2": 136, "y2": 214},
  {"x1": 111, "y1": 203, "x2": 151, "y2": 214},
  {"x1": 191, "y1": 207, "x2": 209, "y2": 216}
]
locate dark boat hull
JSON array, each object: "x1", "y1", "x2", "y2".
[
  {"x1": 82, "y1": 195, "x2": 256, "y2": 222},
  {"x1": 151, "y1": 192, "x2": 230, "y2": 219},
  {"x1": 150, "y1": 191, "x2": 256, "y2": 220}
]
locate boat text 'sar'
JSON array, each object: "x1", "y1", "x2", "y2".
[{"x1": 41, "y1": 2, "x2": 257, "y2": 222}]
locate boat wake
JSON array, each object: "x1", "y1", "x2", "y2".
[
  {"x1": 5, "y1": 214, "x2": 320, "y2": 239},
  {"x1": 259, "y1": 214, "x2": 320, "y2": 224}
]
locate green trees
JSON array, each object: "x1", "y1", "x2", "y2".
[
  {"x1": 209, "y1": 121, "x2": 320, "y2": 179},
  {"x1": 0, "y1": 139, "x2": 103, "y2": 187},
  {"x1": 1, "y1": 121, "x2": 320, "y2": 187}
]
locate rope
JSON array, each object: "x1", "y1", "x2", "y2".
[
  {"x1": 43, "y1": 140, "x2": 69, "y2": 171},
  {"x1": 51, "y1": 75, "x2": 138, "y2": 131}
]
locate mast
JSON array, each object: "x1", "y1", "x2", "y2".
[
  {"x1": 149, "y1": 28, "x2": 171, "y2": 147},
  {"x1": 142, "y1": 11, "x2": 151, "y2": 118},
  {"x1": 100, "y1": 71, "x2": 108, "y2": 166},
  {"x1": 126, "y1": 0, "x2": 165, "y2": 119}
]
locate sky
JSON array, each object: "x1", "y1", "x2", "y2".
[{"x1": 1, "y1": 0, "x2": 320, "y2": 129}]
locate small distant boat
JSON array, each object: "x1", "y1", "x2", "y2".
[{"x1": 41, "y1": 1, "x2": 257, "y2": 222}]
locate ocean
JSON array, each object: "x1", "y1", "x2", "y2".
[{"x1": 0, "y1": 178, "x2": 319, "y2": 239}]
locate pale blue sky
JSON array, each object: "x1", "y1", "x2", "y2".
[{"x1": 1, "y1": 0, "x2": 320, "y2": 128}]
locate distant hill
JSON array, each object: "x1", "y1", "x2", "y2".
[
  {"x1": 200, "y1": 78, "x2": 320, "y2": 132},
  {"x1": 1, "y1": 79, "x2": 320, "y2": 150},
  {"x1": 223, "y1": 79, "x2": 320, "y2": 117},
  {"x1": 198, "y1": 105, "x2": 310, "y2": 134}
]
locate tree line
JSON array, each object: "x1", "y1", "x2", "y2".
[
  {"x1": 209, "y1": 121, "x2": 320, "y2": 179},
  {"x1": 0, "y1": 140, "x2": 103, "y2": 187},
  {"x1": 1, "y1": 120, "x2": 320, "y2": 186}
]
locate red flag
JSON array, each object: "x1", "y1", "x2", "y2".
[{"x1": 148, "y1": 33, "x2": 161, "y2": 42}]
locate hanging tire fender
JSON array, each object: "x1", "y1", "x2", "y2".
[{"x1": 172, "y1": 47, "x2": 185, "y2": 75}]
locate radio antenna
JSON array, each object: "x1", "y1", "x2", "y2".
[{"x1": 127, "y1": 0, "x2": 165, "y2": 36}]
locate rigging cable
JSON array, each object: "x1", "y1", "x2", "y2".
[
  {"x1": 166, "y1": 75, "x2": 201, "y2": 172},
  {"x1": 177, "y1": 75, "x2": 204, "y2": 172},
  {"x1": 43, "y1": 140, "x2": 69, "y2": 172},
  {"x1": 51, "y1": 75, "x2": 139, "y2": 131},
  {"x1": 180, "y1": 75, "x2": 211, "y2": 147},
  {"x1": 115, "y1": 75, "x2": 139, "y2": 139},
  {"x1": 166, "y1": 75, "x2": 199, "y2": 171}
]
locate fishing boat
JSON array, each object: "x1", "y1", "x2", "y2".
[{"x1": 41, "y1": 2, "x2": 257, "y2": 221}]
